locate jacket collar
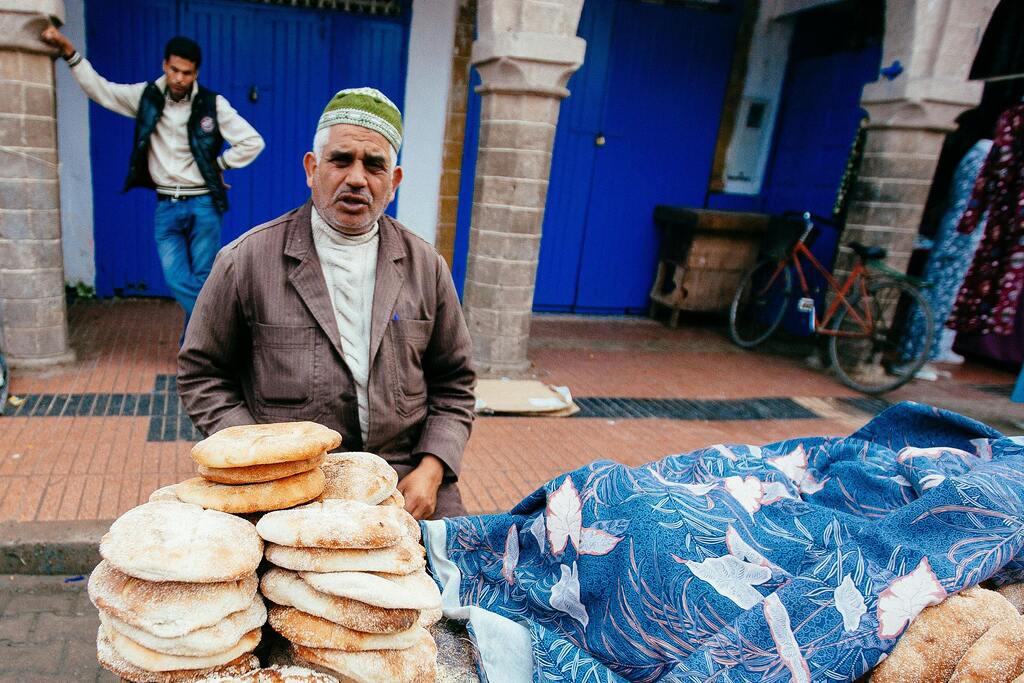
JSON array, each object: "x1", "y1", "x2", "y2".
[{"x1": 283, "y1": 201, "x2": 408, "y2": 365}]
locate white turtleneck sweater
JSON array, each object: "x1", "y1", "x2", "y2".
[{"x1": 311, "y1": 208, "x2": 379, "y2": 443}]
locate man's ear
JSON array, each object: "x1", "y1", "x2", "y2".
[
  {"x1": 389, "y1": 165, "x2": 403, "y2": 202},
  {"x1": 303, "y1": 152, "x2": 317, "y2": 189}
]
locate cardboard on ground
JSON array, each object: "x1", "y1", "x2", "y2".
[{"x1": 474, "y1": 379, "x2": 579, "y2": 417}]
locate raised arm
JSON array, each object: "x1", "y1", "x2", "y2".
[{"x1": 41, "y1": 26, "x2": 144, "y2": 118}]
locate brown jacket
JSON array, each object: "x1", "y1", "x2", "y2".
[{"x1": 177, "y1": 202, "x2": 476, "y2": 480}]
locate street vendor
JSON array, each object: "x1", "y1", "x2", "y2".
[{"x1": 178, "y1": 88, "x2": 475, "y2": 521}]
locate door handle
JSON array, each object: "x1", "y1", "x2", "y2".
[
  {"x1": 248, "y1": 85, "x2": 259, "y2": 103},
  {"x1": 595, "y1": 133, "x2": 606, "y2": 147}
]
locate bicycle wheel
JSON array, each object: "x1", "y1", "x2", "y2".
[
  {"x1": 828, "y1": 278, "x2": 934, "y2": 394},
  {"x1": 729, "y1": 259, "x2": 793, "y2": 348}
]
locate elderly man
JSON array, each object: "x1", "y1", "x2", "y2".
[{"x1": 178, "y1": 89, "x2": 475, "y2": 520}]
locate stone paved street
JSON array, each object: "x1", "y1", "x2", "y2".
[{"x1": 0, "y1": 575, "x2": 114, "y2": 683}]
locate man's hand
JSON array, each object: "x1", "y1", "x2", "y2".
[
  {"x1": 219, "y1": 170, "x2": 231, "y2": 190},
  {"x1": 40, "y1": 26, "x2": 75, "y2": 59},
  {"x1": 397, "y1": 454, "x2": 445, "y2": 520}
]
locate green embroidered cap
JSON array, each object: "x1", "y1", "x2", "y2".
[{"x1": 316, "y1": 87, "x2": 403, "y2": 152}]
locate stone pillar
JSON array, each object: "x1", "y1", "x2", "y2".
[
  {"x1": 461, "y1": 0, "x2": 585, "y2": 376},
  {"x1": 835, "y1": 0, "x2": 999, "y2": 279},
  {"x1": 0, "y1": 0, "x2": 75, "y2": 367}
]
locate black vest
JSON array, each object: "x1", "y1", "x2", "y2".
[{"x1": 125, "y1": 82, "x2": 228, "y2": 213}]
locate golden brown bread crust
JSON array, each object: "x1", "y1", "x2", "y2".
[
  {"x1": 99, "y1": 501, "x2": 263, "y2": 583},
  {"x1": 947, "y1": 613, "x2": 1024, "y2": 683},
  {"x1": 175, "y1": 469, "x2": 326, "y2": 514},
  {"x1": 199, "y1": 453, "x2": 326, "y2": 485},
  {"x1": 260, "y1": 568, "x2": 419, "y2": 634},
  {"x1": 872, "y1": 587, "x2": 1020, "y2": 683},
  {"x1": 191, "y1": 422, "x2": 342, "y2": 468},
  {"x1": 96, "y1": 628, "x2": 260, "y2": 682},
  {"x1": 293, "y1": 628, "x2": 437, "y2": 683},
  {"x1": 268, "y1": 607, "x2": 425, "y2": 651},
  {"x1": 264, "y1": 539, "x2": 425, "y2": 575},
  {"x1": 88, "y1": 560, "x2": 259, "y2": 639},
  {"x1": 996, "y1": 583, "x2": 1024, "y2": 614},
  {"x1": 255, "y1": 501, "x2": 407, "y2": 550},
  {"x1": 104, "y1": 623, "x2": 262, "y2": 673},
  {"x1": 317, "y1": 452, "x2": 397, "y2": 505}
]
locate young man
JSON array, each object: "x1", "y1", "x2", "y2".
[
  {"x1": 178, "y1": 89, "x2": 476, "y2": 520},
  {"x1": 41, "y1": 27, "x2": 265, "y2": 330}
]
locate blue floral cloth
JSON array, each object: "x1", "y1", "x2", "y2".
[{"x1": 423, "y1": 402, "x2": 1024, "y2": 683}]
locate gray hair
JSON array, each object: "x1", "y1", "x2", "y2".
[{"x1": 313, "y1": 128, "x2": 398, "y2": 169}]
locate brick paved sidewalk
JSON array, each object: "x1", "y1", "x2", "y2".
[
  {"x1": 0, "y1": 299, "x2": 1020, "y2": 525},
  {"x1": 0, "y1": 575, "x2": 113, "y2": 682}
]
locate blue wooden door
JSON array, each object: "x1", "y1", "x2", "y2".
[
  {"x1": 534, "y1": 0, "x2": 740, "y2": 313},
  {"x1": 85, "y1": 0, "x2": 408, "y2": 297},
  {"x1": 759, "y1": 21, "x2": 882, "y2": 334}
]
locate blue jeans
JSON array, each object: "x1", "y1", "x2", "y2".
[{"x1": 153, "y1": 194, "x2": 222, "y2": 326}]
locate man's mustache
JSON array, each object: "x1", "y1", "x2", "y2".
[{"x1": 334, "y1": 188, "x2": 372, "y2": 204}]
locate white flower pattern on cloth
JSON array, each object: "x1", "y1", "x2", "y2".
[
  {"x1": 550, "y1": 562, "x2": 589, "y2": 628},
  {"x1": 764, "y1": 593, "x2": 811, "y2": 683},
  {"x1": 834, "y1": 574, "x2": 867, "y2": 632},
  {"x1": 546, "y1": 477, "x2": 623, "y2": 557},
  {"x1": 876, "y1": 557, "x2": 946, "y2": 639},
  {"x1": 502, "y1": 525, "x2": 519, "y2": 585},
  {"x1": 724, "y1": 475, "x2": 764, "y2": 515},
  {"x1": 684, "y1": 553, "x2": 772, "y2": 609}
]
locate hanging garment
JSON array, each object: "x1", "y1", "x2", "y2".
[
  {"x1": 900, "y1": 139, "x2": 992, "y2": 362},
  {"x1": 949, "y1": 104, "x2": 1024, "y2": 335}
]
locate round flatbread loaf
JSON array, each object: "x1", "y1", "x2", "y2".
[
  {"x1": 175, "y1": 469, "x2": 326, "y2": 514},
  {"x1": 199, "y1": 453, "x2": 326, "y2": 485},
  {"x1": 997, "y1": 583, "x2": 1024, "y2": 614},
  {"x1": 948, "y1": 613, "x2": 1024, "y2": 682},
  {"x1": 89, "y1": 560, "x2": 259, "y2": 639},
  {"x1": 379, "y1": 489, "x2": 405, "y2": 508},
  {"x1": 192, "y1": 422, "x2": 342, "y2": 469},
  {"x1": 104, "y1": 622, "x2": 262, "y2": 673},
  {"x1": 99, "y1": 594, "x2": 266, "y2": 657},
  {"x1": 318, "y1": 452, "x2": 397, "y2": 505},
  {"x1": 264, "y1": 539, "x2": 425, "y2": 575},
  {"x1": 97, "y1": 629, "x2": 260, "y2": 683},
  {"x1": 256, "y1": 500, "x2": 407, "y2": 549},
  {"x1": 268, "y1": 607, "x2": 425, "y2": 651},
  {"x1": 294, "y1": 628, "x2": 437, "y2": 683},
  {"x1": 100, "y1": 501, "x2": 263, "y2": 583},
  {"x1": 873, "y1": 587, "x2": 1020, "y2": 683},
  {"x1": 204, "y1": 665, "x2": 341, "y2": 683},
  {"x1": 149, "y1": 484, "x2": 182, "y2": 502},
  {"x1": 419, "y1": 607, "x2": 442, "y2": 628},
  {"x1": 300, "y1": 570, "x2": 441, "y2": 611},
  {"x1": 260, "y1": 568, "x2": 418, "y2": 634}
]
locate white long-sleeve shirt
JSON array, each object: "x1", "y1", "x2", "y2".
[
  {"x1": 311, "y1": 207, "x2": 379, "y2": 445},
  {"x1": 66, "y1": 54, "x2": 264, "y2": 193}
]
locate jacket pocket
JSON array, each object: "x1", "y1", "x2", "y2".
[
  {"x1": 252, "y1": 323, "x2": 316, "y2": 409},
  {"x1": 388, "y1": 318, "x2": 432, "y2": 416}
]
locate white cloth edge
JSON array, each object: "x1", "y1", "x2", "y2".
[{"x1": 423, "y1": 519, "x2": 534, "y2": 683}]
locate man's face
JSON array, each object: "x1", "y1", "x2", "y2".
[
  {"x1": 162, "y1": 55, "x2": 197, "y2": 100},
  {"x1": 303, "y1": 124, "x2": 403, "y2": 236}
]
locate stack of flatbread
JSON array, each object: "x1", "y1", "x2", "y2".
[
  {"x1": 172, "y1": 422, "x2": 342, "y2": 514},
  {"x1": 89, "y1": 500, "x2": 267, "y2": 682},
  {"x1": 257, "y1": 499, "x2": 442, "y2": 683},
  {"x1": 872, "y1": 583, "x2": 1024, "y2": 683}
]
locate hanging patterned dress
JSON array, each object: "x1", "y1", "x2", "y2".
[
  {"x1": 949, "y1": 104, "x2": 1024, "y2": 335},
  {"x1": 900, "y1": 139, "x2": 992, "y2": 362}
]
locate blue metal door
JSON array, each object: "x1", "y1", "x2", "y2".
[
  {"x1": 759, "y1": 14, "x2": 882, "y2": 334},
  {"x1": 85, "y1": 0, "x2": 408, "y2": 297},
  {"x1": 535, "y1": 0, "x2": 740, "y2": 313}
]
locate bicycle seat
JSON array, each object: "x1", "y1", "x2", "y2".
[{"x1": 848, "y1": 241, "x2": 887, "y2": 261}]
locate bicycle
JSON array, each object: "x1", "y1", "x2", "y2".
[{"x1": 728, "y1": 212, "x2": 935, "y2": 395}]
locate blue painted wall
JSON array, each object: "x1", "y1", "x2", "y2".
[{"x1": 85, "y1": 0, "x2": 409, "y2": 298}]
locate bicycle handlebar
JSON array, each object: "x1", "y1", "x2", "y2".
[{"x1": 779, "y1": 210, "x2": 838, "y2": 228}]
